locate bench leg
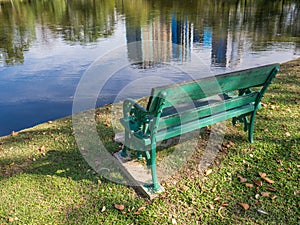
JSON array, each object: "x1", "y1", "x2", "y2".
[
  {"x1": 150, "y1": 143, "x2": 161, "y2": 191},
  {"x1": 136, "y1": 151, "x2": 143, "y2": 160},
  {"x1": 248, "y1": 111, "x2": 257, "y2": 143},
  {"x1": 121, "y1": 131, "x2": 129, "y2": 157}
]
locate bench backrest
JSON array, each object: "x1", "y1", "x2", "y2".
[{"x1": 147, "y1": 64, "x2": 279, "y2": 113}]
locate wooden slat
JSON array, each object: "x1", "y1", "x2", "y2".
[
  {"x1": 155, "y1": 104, "x2": 255, "y2": 142},
  {"x1": 156, "y1": 92, "x2": 258, "y2": 130},
  {"x1": 147, "y1": 64, "x2": 279, "y2": 111}
]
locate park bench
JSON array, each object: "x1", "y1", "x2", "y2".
[{"x1": 120, "y1": 64, "x2": 279, "y2": 192}]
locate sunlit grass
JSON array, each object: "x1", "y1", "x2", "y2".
[{"x1": 0, "y1": 59, "x2": 299, "y2": 224}]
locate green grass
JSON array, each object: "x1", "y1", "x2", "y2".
[{"x1": 0, "y1": 59, "x2": 299, "y2": 224}]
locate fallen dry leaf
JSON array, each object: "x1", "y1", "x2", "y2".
[
  {"x1": 262, "y1": 177, "x2": 275, "y2": 184},
  {"x1": 237, "y1": 175, "x2": 247, "y2": 183},
  {"x1": 229, "y1": 141, "x2": 235, "y2": 146},
  {"x1": 133, "y1": 206, "x2": 146, "y2": 215},
  {"x1": 238, "y1": 202, "x2": 250, "y2": 210},
  {"x1": 271, "y1": 195, "x2": 277, "y2": 200},
  {"x1": 245, "y1": 183, "x2": 253, "y2": 188},
  {"x1": 101, "y1": 206, "x2": 106, "y2": 212},
  {"x1": 211, "y1": 186, "x2": 217, "y2": 193},
  {"x1": 266, "y1": 187, "x2": 277, "y2": 192},
  {"x1": 137, "y1": 206, "x2": 146, "y2": 211},
  {"x1": 214, "y1": 196, "x2": 220, "y2": 201},
  {"x1": 259, "y1": 172, "x2": 275, "y2": 184},
  {"x1": 208, "y1": 204, "x2": 214, "y2": 210},
  {"x1": 114, "y1": 204, "x2": 125, "y2": 211},
  {"x1": 253, "y1": 179, "x2": 263, "y2": 187},
  {"x1": 259, "y1": 172, "x2": 266, "y2": 178},
  {"x1": 11, "y1": 131, "x2": 18, "y2": 137},
  {"x1": 261, "y1": 192, "x2": 270, "y2": 197},
  {"x1": 205, "y1": 169, "x2": 213, "y2": 176},
  {"x1": 39, "y1": 145, "x2": 46, "y2": 153},
  {"x1": 221, "y1": 202, "x2": 229, "y2": 207},
  {"x1": 218, "y1": 207, "x2": 225, "y2": 219}
]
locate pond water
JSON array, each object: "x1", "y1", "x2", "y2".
[{"x1": 0, "y1": 0, "x2": 299, "y2": 136}]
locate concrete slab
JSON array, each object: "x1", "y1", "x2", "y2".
[{"x1": 113, "y1": 150, "x2": 164, "y2": 199}]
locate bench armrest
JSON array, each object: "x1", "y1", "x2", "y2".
[
  {"x1": 122, "y1": 98, "x2": 153, "y2": 135},
  {"x1": 123, "y1": 98, "x2": 149, "y2": 118}
]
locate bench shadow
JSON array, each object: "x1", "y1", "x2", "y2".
[{"x1": 0, "y1": 126, "x2": 108, "y2": 182}]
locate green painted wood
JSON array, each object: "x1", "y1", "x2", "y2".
[
  {"x1": 156, "y1": 104, "x2": 255, "y2": 142},
  {"x1": 155, "y1": 92, "x2": 259, "y2": 131},
  {"x1": 147, "y1": 64, "x2": 279, "y2": 111},
  {"x1": 125, "y1": 103, "x2": 255, "y2": 148}
]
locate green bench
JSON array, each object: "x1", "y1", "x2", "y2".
[{"x1": 120, "y1": 64, "x2": 279, "y2": 192}]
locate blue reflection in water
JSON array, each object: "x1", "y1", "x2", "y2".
[{"x1": 0, "y1": 1, "x2": 299, "y2": 136}]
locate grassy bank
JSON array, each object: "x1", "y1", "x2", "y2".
[{"x1": 0, "y1": 59, "x2": 299, "y2": 224}]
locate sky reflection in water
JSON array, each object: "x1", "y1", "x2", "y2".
[{"x1": 0, "y1": 0, "x2": 299, "y2": 136}]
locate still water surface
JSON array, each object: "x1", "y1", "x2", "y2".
[{"x1": 0, "y1": 0, "x2": 299, "y2": 136}]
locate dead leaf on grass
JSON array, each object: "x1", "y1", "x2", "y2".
[
  {"x1": 137, "y1": 206, "x2": 146, "y2": 211},
  {"x1": 114, "y1": 204, "x2": 125, "y2": 211},
  {"x1": 229, "y1": 141, "x2": 235, "y2": 147},
  {"x1": 271, "y1": 195, "x2": 277, "y2": 200},
  {"x1": 208, "y1": 204, "x2": 214, "y2": 210},
  {"x1": 205, "y1": 169, "x2": 213, "y2": 176},
  {"x1": 262, "y1": 177, "x2": 275, "y2": 184},
  {"x1": 261, "y1": 192, "x2": 270, "y2": 197},
  {"x1": 214, "y1": 196, "x2": 220, "y2": 201},
  {"x1": 11, "y1": 131, "x2": 18, "y2": 136},
  {"x1": 211, "y1": 186, "x2": 217, "y2": 193},
  {"x1": 237, "y1": 175, "x2": 247, "y2": 183},
  {"x1": 253, "y1": 179, "x2": 263, "y2": 187},
  {"x1": 266, "y1": 187, "x2": 277, "y2": 192},
  {"x1": 39, "y1": 145, "x2": 46, "y2": 153},
  {"x1": 238, "y1": 202, "x2": 250, "y2": 210},
  {"x1": 134, "y1": 206, "x2": 146, "y2": 214},
  {"x1": 245, "y1": 183, "x2": 253, "y2": 188},
  {"x1": 220, "y1": 202, "x2": 229, "y2": 207},
  {"x1": 259, "y1": 172, "x2": 266, "y2": 178},
  {"x1": 218, "y1": 207, "x2": 225, "y2": 219},
  {"x1": 259, "y1": 172, "x2": 274, "y2": 183}
]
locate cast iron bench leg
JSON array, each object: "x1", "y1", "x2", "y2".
[
  {"x1": 248, "y1": 111, "x2": 257, "y2": 144},
  {"x1": 150, "y1": 142, "x2": 161, "y2": 191},
  {"x1": 121, "y1": 130, "x2": 129, "y2": 157}
]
